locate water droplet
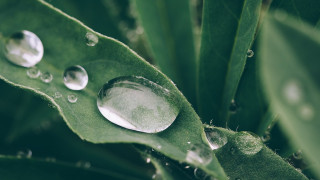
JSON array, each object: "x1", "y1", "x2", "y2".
[
  {"x1": 293, "y1": 150, "x2": 302, "y2": 160},
  {"x1": 261, "y1": 132, "x2": 271, "y2": 142},
  {"x1": 4, "y1": 30, "x2": 43, "y2": 67},
  {"x1": 185, "y1": 165, "x2": 190, "y2": 169},
  {"x1": 40, "y1": 72, "x2": 53, "y2": 83},
  {"x1": 283, "y1": 80, "x2": 302, "y2": 104},
  {"x1": 234, "y1": 131, "x2": 263, "y2": 155},
  {"x1": 204, "y1": 127, "x2": 228, "y2": 150},
  {"x1": 157, "y1": 145, "x2": 162, "y2": 149},
  {"x1": 97, "y1": 76, "x2": 180, "y2": 133},
  {"x1": 146, "y1": 157, "x2": 151, "y2": 163},
  {"x1": 187, "y1": 141, "x2": 191, "y2": 144},
  {"x1": 26, "y1": 67, "x2": 40, "y2": 78},
  {"x1": 299, "y1": 104, "x2": 314, "y2": 121},
  {"x1": 247, "y1": 49, "x2": 254, "y2": 58},
  {"x1": 17, "y1": 149, "x2": 32, "y2": 158},
  {"x1": 229, "y1": 99, "x2": 238, "y2": 113},
  {"x1": 186, "y1": 143, "x2": 212, "y2": 165},
  {"x1": 85, "y1": 32, "x2": 98, "y2": 46},
  {"x1": 68, "y1": 94, "x2": 78, "y2": 103},
  {"x1": 194, "y1": 168, "x2": 207, "y2": 179},
  {"x1": 165, "y1": 162, "x2": 169, "y2": 166},
  {"x1": 209, "y1": 119, "x2": 214, "y2": 126},
  {"x1": 63, "y1": 65, "x2": 88, "y2": 90},
  {"x1": 54, "y1": 92, "x2": 62, "y2": 99}
]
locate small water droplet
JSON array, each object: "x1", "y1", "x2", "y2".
[
  {"x1": 26, "y1": 67, "x2": 40, "y2": 78},
  {"x1": 185, "y1": 165, "x2": 190, "y2": 169},
  {"x1": 85, "y1": 32, "x2": 98, "y2": 46},
  {"x1": 283, "y1": 80, "x2": 302, "y2": 104},
  {"x1": 209, "y1": 119, "x2": 214, "y2": 126},
  {"x1": 234, "y1": 131, "x2": 263, "y2": 155},
  {"x1": 97, "y1": 76, "x2": 180, "y2": 133},
  {"x1": 194, "y1": 168, "x2": 207, "y2": 179},
  {"x1": 76, "y1": 161, "x2": 91, "y2": 169},
  {"x1": 261, "y1": 132, "x2": 271, "y2": 142},
  {"x1": 247, "y1": 49, "x2": 254, "y2": 58},
  {"x1": 4, "y1": 30, "x2": 43, "y2": 67},
  {"x1": 68, "y1": 94, "x2": 78, "y2": 103},
  {"x1": 54, "y1": 92, "x2": 62, "y2": 99},
  {"x1": 40, "y1": 72, "x2": 53, "y2": 83},
  {"x1": 146, "y1": 157, "x2": 151, "y2": 163},
  {"x1": 229, "y1": 99, "x2": 238, "y2": 113},
  {"x1": 186, "y1": 143, "x2": 212, "y2": 165},
  {"x1": 152, "y1": 174, "x2": 157, "y2": 179},
  {"x1": 293, "y1": 150, "x2": 302, "y2": 160},
  {"x1": 299, "y1": 104, "x2": 314, "y2": 121},
  {"x1": 204, "y1": 127, "x2": 228, "y2": 150},
  {"x1": 187, "y1": 141, "x2": 191, "y2": 144},
  {"x1": 165, "y1": 162, "x2": 169, "y2": 166},
  {"x1": 17, "y1": 149, "x2": 32, "y2": 158},
  {"x1": 157, "y1": 145, "x2": 162, "y2": 149},
  {"x1": 63, "y1": 65, "x2": 88, "y2": 90}
]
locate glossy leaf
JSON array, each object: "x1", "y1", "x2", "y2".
[
  {"x1": 0, "y1": 0, "x2": 225, "y2": 178},
  {"x1": 197, "y1": 0, "x2": 262, "y2": 126},
  {"x1": 134, "y1": 0, "x2": 197, "y2": 105},
  {"x1": 260, "y1": 13, "x2": 320, "y2": 177}
]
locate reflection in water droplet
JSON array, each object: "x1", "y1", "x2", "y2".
[
  {"x1": 299, "y1": 104, "x2": 314, "y2": 121},
  {"x1": 4, "y1": 30, "x2": 44, "y2": 67},
  {"x1": 204, "y1": 127, "x2": 228, "y2": 150},
  {"x1": 186, "y1": 143, "x2": 212, "y2": 165},
  {"x1": 40, "y1": 72, "x2": 53, "y2": 83},
  {"x1": 194, "y1": 168, "x2": 207, "y2": 179},
  {"x1": 68, "y1": 94, "x2": 78, "y2": 103},
  {"x1": 97, "y1": 76, "x2": 180, "y2": 133},
  {"x1": 85, "y1": 32, "x2": 98, "y2": 46},
  {"x1": 283, "y1": 80, "x2": 302, "y2": 104},
  {"x1": 26, "y1": 67, "x2": 40, "y2": 78},
  {"x1": 247, "y1": 49, "x2": 254, "y2": 58},
  {"x1": 234, "y1": 131, "x2": 263, "y2": 155},
  {"x1": 293, "y1": 150, "x2": 302, "y2": 160},
  {"x1": 63, "y1": 65, "x2": 88, "y2": 90},
  {"x1": 17, "y1": 149, "x2": 32, "y2": 158},
  {"x1": 54, "y1": 92, "x2": 62, "y2": 99}
]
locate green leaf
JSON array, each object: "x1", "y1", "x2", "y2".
[
  {"x1": 197, "y1": 0, "x2": 262, "y2": 126},
  {"x1": 134, "y1": 0, "x2": 197, "y2": 105},
  {"x1": 0, "y1": 0, "x2": 225, "y2": 178},
  {"x1": 0, "y1": 156, "x2": 140, "y2": 180},
  {"x1": 259, "y1": 13, "x2": 320, "y2": 177},
  {"x1": 212, "y1": 127, "x2": 307, "y2": 179}
]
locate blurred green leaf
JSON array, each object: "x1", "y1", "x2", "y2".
[
  {"x1": 134, "y1": 0, "x2": 197, "y2": 105},
  {"x1": 197, "y1": 0, "x2": 262, "y2": 126},
  {"x1": 0, "y1": 156, "x2": 141, "y2": 180},
  {"x1": 260, "y1": 13, "x2": 320, "y2": 177},
  {"x1": 0, "y1": 0, "x2": 226, "y2": 178}
]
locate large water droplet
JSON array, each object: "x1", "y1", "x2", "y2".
[
  {"x1": 283, "y1": 80, "x2": 302, "y2": 104},
  {"x1": 204, "y1": 127, "x2": 228, "y2": 150},
  {"x1": 26, "y1": 67, "x2": 40, "y2": 78},
  {"x1": 85, "y1": 32, "x2": 98, "y2": 46},
  {"x1": 247, "y1": 49, "x2": 254, "y2": 58},
  {"x1": 4, "y1": 30, "x2": 43, "y2": 67},
  {"x1": 234, "y1": 131, "x2": 263, "y2": 155},
  {"x1": 97, "y1": 76, "x2": 179, "y2": 133},
  {"x1": 40, "y1": 72, "x2": 53, "y2": 83},
  {"x1": 186, "y1": 143, "x2": 212, "y2": 165},
  {"x1": 63, "y1": 65, "x2": 88, "y2": 90}
]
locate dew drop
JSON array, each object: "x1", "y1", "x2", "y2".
[
  {"x1": 229, "y1": 99, "x2": 238, "y2": 113},
  {"x1": 234, "y1": 131, "x2": 263, "y2": 155},
  {"x1": 97, "y1": 76, "x2": 180, "y2": 133},
  {"x1": 54, "y1": 92, "x2": 62, "y2": 99},
  {"x1": 246, "y1": 49, "x2": 254, "y2": 58},
  {"x1": 85, "y1": 32, "x2": 98, "y2": 46},
  {"x1": 185, "y1": 165, "x2": 190, "y2": 169},
  {"x1": 205, "y1": 127, "x2": 228, "y2": 150},
  {"x1": 293, "y1": 150, "x2": 302, "y2": 160},
  {"x1": 146, "y1": 157, "x2": 151, "y2": 163},
  {"x1": 194, "y1": 168, "x2": 207, "y2": 179},
  {"x1": 26, "y1": 67, "x2": 40, "y2": 78},
  {"x1": 186, "y1": 143, "x2": 212, "y2": 165},
  {"x1": 4, "y1": 30, "x2": 44, "y2": 67},
  {"x1": 165, "y1": 162, "x2": 169, "y2": 166},
  {"x1": 40, "y1": 72, "x2": 53, "y2": 83},
  {"x1": 17, "y1": 149, "x2": 32, "y2": 158},
  {"x1": 283, "y1": 80, "x2": 302, "y2": 104},
  {"x1": 68, "y1": 94, "x2": 78, "y2": 103},
  {"x1": 63, "y1": 65, "x2": 88, "y2": 90}
]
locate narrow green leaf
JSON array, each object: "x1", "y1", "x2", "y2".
[
  {"x1": 197, "y1": 0, "x2": 262, "y2": 126},
  {"x1": 134, "y1": 0, "x2": 197, "y2": 105},
  {"x1": 212, "y1": 127, "x2": 307, "y2": 179},
  {"x1": 0, "y1": 0, "x2": 225, "y2": 178},
  {"x1": 260, "y1": 13, "x2": 320, "y2": 177},
  {"x1": 0, "y1": 156, "x2": 140, "y2": 180}
]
